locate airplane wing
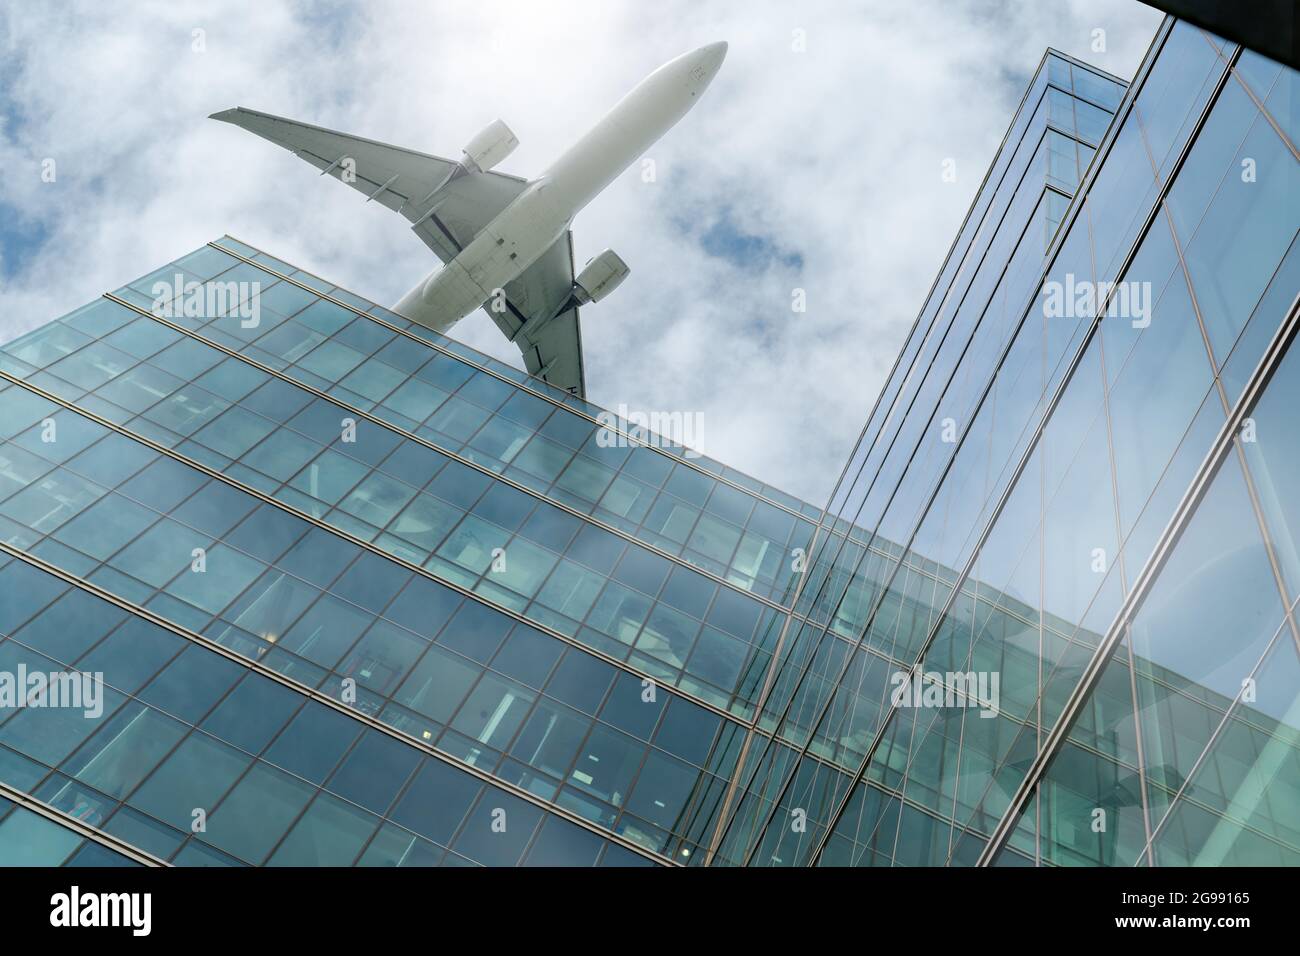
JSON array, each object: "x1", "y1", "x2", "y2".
[
  {"x1": 505, "y1": 233, "x2": 586, "y2": 397},
  {"x1": 210, "y1": 107, "x2": 588, "y2": 397}
]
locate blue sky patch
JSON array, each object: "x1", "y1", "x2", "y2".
[
  {"x1": 683, "y1": 206, "x2": 803, "y2": 274},
  {"x1": 0, "y1": 201, "x2": 51, "y2": 280}
]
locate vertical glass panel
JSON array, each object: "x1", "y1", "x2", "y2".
[
  {"x1": 1106, "y1": 262, "x2": 1214, "y2": 538},
  {"x1": 1235, "y1": 300, "x2": 1300, "y2": 599},
  {"x1": 1180, "y1": 112, "x2": 1299, "y2": 363},
  {"x1": 1149, "y1": 628, "x2": 1300, "y2": 865}
]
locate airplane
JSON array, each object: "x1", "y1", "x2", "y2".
[{"x1": 210, "y1": 41, "x2": 728, "y2": 399}]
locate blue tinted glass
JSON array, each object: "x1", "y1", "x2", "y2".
[
  {"x1": 263, "y1": 700, "x2": 362, "y2": 783},
  {"x1": 389, "y1": 757, "x2": 481, "y2": 844},
  {"x1": 326, "y1": 729, "x2": 420, "y2": 814},
  {"x1": 201, "y1": 673, "x2": 304, "y2": 754}
]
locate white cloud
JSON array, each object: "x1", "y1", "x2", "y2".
[{"x1": 0, "y1": 0, "x2": 1162, "y2": 503}]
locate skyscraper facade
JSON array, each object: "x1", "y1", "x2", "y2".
[
  {"x1": 0, "y1": 220, "x2": 835, "y2": 866},
  {"x1": 0, "y1": 14, "x2": 1295, "y2": 867},
  {"x1": 708, "y1": 17, "x2": 1299, "y2": 867}
]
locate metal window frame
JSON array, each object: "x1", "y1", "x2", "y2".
[
  {"x1": 0, "y1": 778, "x2": 167, "y2": 867},
  {"x1": 0, "y1": 539, "x2": 671, "y2": 867},
  {"x1": 977, "y1": 289, "x2": 1300, "y2": 865},
  {"x1": 797, "y1": 22, "x2": 1240, "y2": 867},
  {"x1": 97, "y1": 288, "x2": 803, "y2": 619}
]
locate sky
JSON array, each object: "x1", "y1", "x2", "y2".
[{"x1": 0, "y1": 0, "x2": 1164, "y2": 504}]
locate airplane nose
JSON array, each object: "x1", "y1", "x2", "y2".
[
  {"x1": 687, "y1": 41, "x2": 727, "y2": 87},
  {"x1": 662, "y1": 41, "x2": 727, "y2": 96}
]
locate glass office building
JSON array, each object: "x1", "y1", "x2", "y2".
[
  {"x1": 0, "y1": 221, "x2": 832, "y2": 865},
  {"x1": 0, "y1": 16, "x2": 1295, "y2": 866},
  {"x1": 707, "y1": 18, "x2": 1300, "y2": 867}
]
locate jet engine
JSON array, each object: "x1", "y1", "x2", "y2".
[
  {"x1": 462, "y1": 119, "x2": 519, "y2": 172},
  {"x1": 574, "y1": 249, "x2": 630, "y2": 304}
]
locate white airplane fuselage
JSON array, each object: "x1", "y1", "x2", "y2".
[{"x1": 395, "y1": 41, "x2": 727, "y2": 331}]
